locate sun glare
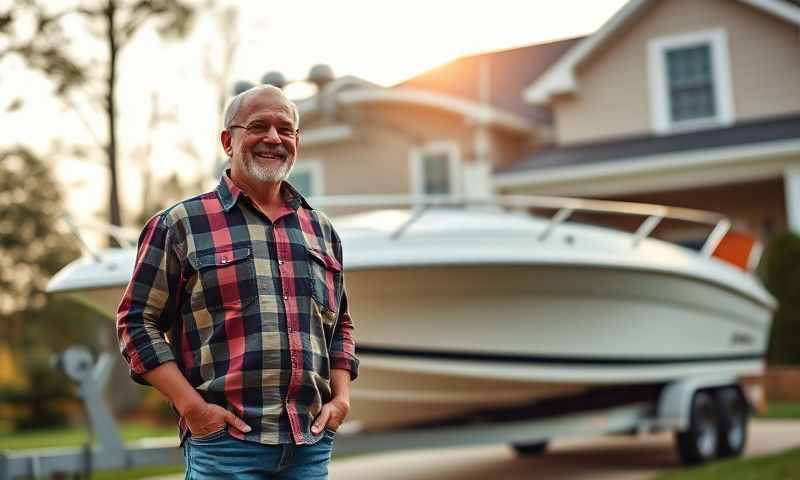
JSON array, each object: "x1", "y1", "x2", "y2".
[{"x1": 3, "y1": 0, "x2": 627, "y2": 228}]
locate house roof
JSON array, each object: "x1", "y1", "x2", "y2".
[
  {"x1": 496, "y1": 114, "x2": 800, "y2": 175},
  {"x1": 296, "y1": 75, "x2": 535, "y2": 134},
  {"x1": 524, "y1": 0, "x2": 800, "y2": 105},
  {"x1": 397, "y1": 37, "x2": 583, "y2": 124}
]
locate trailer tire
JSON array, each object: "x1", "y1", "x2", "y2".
[
  {"x1": 675, "y1": 390, "x2": 719, "y2": 465},
  {"x1": 715, "y1": 387, "x2": 748, "y2": 458},
  {"x1": 512, "y1": 441, "x2": 548, "y2": 456}
]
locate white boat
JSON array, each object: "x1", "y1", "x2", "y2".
[{"x1": 47, "y1": 195, "x2": 776, "y2": 433}]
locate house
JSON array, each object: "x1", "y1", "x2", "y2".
[{"x1": 292, "y1": 0, "x2": 800, "y2": 245}]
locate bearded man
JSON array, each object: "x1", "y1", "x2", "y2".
[{"x1": 117, "y1": 85, "x2": 358, "y2": 479}]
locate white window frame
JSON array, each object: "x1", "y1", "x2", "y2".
[
  {"x1": 409, "y1": 141, "x2": 462, "y2": 196},
  {"x1": 648, "y1": 28, "x2": 735, "y2": 134},
  {"x1": 289, "y1": 159, "x2": 324, "y2": 197}
]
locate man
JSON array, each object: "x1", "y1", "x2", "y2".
[{"x1": 117, "y1": 85, "x2": 358, "y2": 479}]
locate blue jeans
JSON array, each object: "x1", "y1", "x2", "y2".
[{"x1": 183, "y1": 428, "x2": 335, "y2": 479}]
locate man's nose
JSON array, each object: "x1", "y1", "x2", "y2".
[{"x1": 261, "y1": 125, "x2": 281, "y2": 143}]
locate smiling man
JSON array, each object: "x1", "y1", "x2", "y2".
[{"x1": 116, "y1": 85, "x2": 358, "y2": 479}]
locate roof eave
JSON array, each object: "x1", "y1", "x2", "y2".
[
  {"x1": 523, "y1": 0, "x2": 800, "y2": 106},
  {"x1": 493, "y1": 138, "x2": 800, "y2": 189},
  {"x1": 739, "y1": 0, "x2": 800, "y2": 24},
  {"x1": 303, "y1": 87, "x2": 538, "y2": 134},
  {"x1": 523, "y1": 0, "x2": 652, "y2": 106}
]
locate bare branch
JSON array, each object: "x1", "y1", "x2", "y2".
[{"x1": 119, "y1": 11, "x2": 148, "y2": 45}]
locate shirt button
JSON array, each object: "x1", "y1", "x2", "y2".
[
  {"x1": 221, "y1": 257, "x2": 228, "y2": 264},
  {"x1": 278, "y1": 260, "x2": 284, "y2": 265},
  {"x1": 283, "y1": 295, "x2": 288, "y2": 300}
]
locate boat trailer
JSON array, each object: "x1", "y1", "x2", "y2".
[{"x1": 0, "y1": 345, "x2": 757, "y2": 478}]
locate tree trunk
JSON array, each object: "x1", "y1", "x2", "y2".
[{"x1": 105, "y1": 0, "x2": 122, "y2": 236}]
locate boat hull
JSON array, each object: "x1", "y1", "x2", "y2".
[
  {"x1": 343, "y1": 263, "x2": 770, "y2": 430},
  {"x1": 51, "y1": 260, "x2": 771, "y2": 432}
]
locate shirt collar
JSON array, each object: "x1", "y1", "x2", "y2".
[{"x1": 216, "y1": 169, "x2": 314, "y2": 213}]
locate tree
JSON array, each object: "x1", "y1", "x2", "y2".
[
  {"x1": 202, "y1": 3, "x2": 238, "y2": 173},
  {"x1": 0, "y1": 0, "x2": 196, "y2": 232},
  {"x1": 0, "y1": 144, "x2": 102, "y2": 365},
  {"x1": 0, "y1": 147, "x2": 82, "y2": 331},
  {"x1": 134, "y1": 172, "x2": 194, "y2": 226},
  {"x1": 131, "y1": 3, "x2": 239, "y2": 227},
  {"x1": 0, "y1": 146, "x2": 104, "y2": 429},
  {"x1": 761, "y1": 231, "x2": 800, "y2": 365}
]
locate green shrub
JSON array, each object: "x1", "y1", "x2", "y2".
[
  {"x1": 761, "y1": 231, "x2": 800, "y2": 364},
  {"x1": 3, "y1": 357, "x2": 74, "y2": 430}
]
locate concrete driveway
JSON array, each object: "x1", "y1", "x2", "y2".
[
  {"x1": 147, "y1": 420, "x2": 799, "y2": 480},
  {"x1": 329, "y1": 420, "x2": 800, "y2": 480}
]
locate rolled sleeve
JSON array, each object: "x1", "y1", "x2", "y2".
[
  {"x1": 116, "y1": 214, "x2": 181, "y2": 385},
  {"x1": 330, "y1": 288, "x2": 359, "y2": 380}
]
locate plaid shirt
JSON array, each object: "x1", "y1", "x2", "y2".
[{"x1": 116, "y1": 173, "x2": 358, "y2": 445}]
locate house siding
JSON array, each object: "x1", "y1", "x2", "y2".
[
  {"x1": 553, "y1": 0, "x2": 800, "y2": 145},
  {"x1": 300, "y1": 103, "x2": 515, "y2": 198},
  {"x1": 549, "y1": 179, "x2": 787, "y2": 245},
  {"x1": 616, "y1": 178, "x2": 788, "y2": 242},
  {"x1": 490, "y1": 129, "x2": 536, "y2": 170}
]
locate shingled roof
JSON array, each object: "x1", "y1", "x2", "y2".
[
  {"x1": 496, "y1": 114, "x2": 800, "y2": 175},
  {"x1": 396, "y1": 37, "x2": 583, "y2": 124}
]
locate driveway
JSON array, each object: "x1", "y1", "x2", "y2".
[
  {"x1": 329, "y1": 420, "x2": 800, "y2": 480},
  {"x1": 147, "y1": 420, "x2": 800, "y2": 480}
]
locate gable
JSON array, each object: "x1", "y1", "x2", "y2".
[
  {"x1": 544, "y1": 0, "x2": 800, "y2": 144},
  {"x1": 525, "y1": 0, "x2": 800, "y2": 105}
]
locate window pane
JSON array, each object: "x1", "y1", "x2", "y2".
[
  {"x1": 666, "y1": 44, "x2": 716, "y2": 122},
  {"x1": 288, "y1": 170, "x2": 313, "y2": 196},
  {"x1": 422, "y1": 153, "x2": 451, "y2": 195}
]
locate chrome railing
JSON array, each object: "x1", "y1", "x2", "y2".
[
  {"x1": 308, "y1": 194, "x2": 732, "y2": 257},
  {"x1": 64, "y1": 216, "x2": 139, "y2": 261}
]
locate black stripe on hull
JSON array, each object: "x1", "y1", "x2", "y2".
[{"x1": 356, "y1": 344, "x2": 763, "y2": 366}]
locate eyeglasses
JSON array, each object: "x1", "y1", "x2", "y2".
[{"x1": 228, "y1": 121, "x2": 299, "y2": 139}]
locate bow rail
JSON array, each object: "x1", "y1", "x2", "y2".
[
  {"x1": 308, "y1": 194, "x2": 731, "y2": 257},
  {"x1": 63, "y1": 216, "x2": 140, "y2": 261}
]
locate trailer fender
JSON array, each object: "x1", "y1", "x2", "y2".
[{"x1": 656, "y1": 375, "x2": 740, "y2": 431}]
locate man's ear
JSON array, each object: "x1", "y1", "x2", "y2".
[{"x1": 220, "y1": 130, "x2": 233, "y2": 157}]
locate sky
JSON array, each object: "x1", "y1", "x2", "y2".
[
  {"x1": 233, "y1": 0, "x2": 629, "y2": 91},
  {"x1": 4, "y1": 0, "x2": 629, "y2": 238}
]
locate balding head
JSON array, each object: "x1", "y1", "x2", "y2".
[{"x1": 223, "y1": 85, "x2": 300, "y2": 131}]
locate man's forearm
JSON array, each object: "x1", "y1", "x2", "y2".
[
  {"x1": 331, "y1": 368, "x2": 351, "y2": 404},
  {"x1": 141, "y1": 361, "x2": 204, "y2": 416}
]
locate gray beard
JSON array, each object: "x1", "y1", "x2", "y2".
[{"x1": 243, "y1": 154, "x2": 294, "y2": 183}]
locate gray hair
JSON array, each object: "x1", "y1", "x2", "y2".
[{"x1": 223, "y1": 84, "x2": 300, "y2": 130}]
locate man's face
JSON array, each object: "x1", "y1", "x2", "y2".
[{"x1": 222, "y1": 90, "x2": 298, "y2": 185}]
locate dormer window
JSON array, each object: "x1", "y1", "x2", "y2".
[{"x1": 648, "y1": 29, "x2": 734, "y2": 134}]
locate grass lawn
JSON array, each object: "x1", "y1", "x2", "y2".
[
  {"x1": 654, "y1": 447, "x2": 800, "y2": 480},
  {"x1": 758, "y1": 402, "x2": 800, "y2": 420},
  {"x1": 0, "y1": 422, "x2": 176, "y2": 451},
  {"x1": 0, "y1": 422, "x2": 184, "y2": 479}
]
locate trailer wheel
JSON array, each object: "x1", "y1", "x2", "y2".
[
  {"x1": 512, "y1": 441, "x2": 548, "y2": 456},
  {"x1": 675, "y1": 390, "x2": 719, "y2": 465},
  {"x1": 715, "y1": 387, "x2": 748, "y2": 458}
]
